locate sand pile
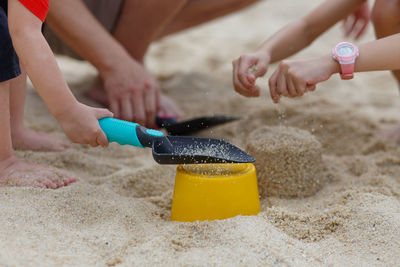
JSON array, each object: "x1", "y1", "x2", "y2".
[
  {"x1": 247, "y1": 126, "x2": 324, "y2": 198},
  {"x1": 0, "y1": 0, "x2": 400, "y2": 266}
]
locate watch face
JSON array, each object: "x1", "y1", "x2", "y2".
[{"x1": 337, "y1": 44, "x2": 355, "y2": 56}]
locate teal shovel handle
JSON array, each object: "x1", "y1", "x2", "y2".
[{"x1": 99, "y1": 118, "x2": 144, "y2": 148}]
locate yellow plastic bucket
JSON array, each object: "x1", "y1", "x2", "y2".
[{"x1": 171, "y1": 163, "x2": 260, "y2": 222}]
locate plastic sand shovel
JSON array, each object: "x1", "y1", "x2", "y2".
[
  {"x1": 99, "y1": 118, "x2": 255, "y2": 164},
  {"x1": 155, "y1": 115, "x2": 242, "y2": 136}
]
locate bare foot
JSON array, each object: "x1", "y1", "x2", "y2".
[
  {"x1": 87, "y1": 77, "x2": 183, "y2": 119},
  {"x1": 376, "y1": 124, "x2": 400, "y2": 144},
  {"x1": 0, "y1": 156, "x2": 76, "y2": 189},
  {"x1": 12, "y1": 127, "x2": 71, "y2": 152}
]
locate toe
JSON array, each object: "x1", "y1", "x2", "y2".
[
  {"x1": 65, "y1": 177, "x2": 77, "y2": 185},
  {"x1": 33, "y1": 180, "x2": 47, "y2": 189},
  {"x1": 39, "y1": 176, "x2": 57, "y2": 189}
]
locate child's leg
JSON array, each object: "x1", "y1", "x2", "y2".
[
  {"x1": 0, "y1": 80, "x2": 76, "y2": 188},
  {"x1": 371, "y1": 0, "x2": 400, "y2": 84},
  {"x1": 0, "y1": 81, "x2": 14, "y2": 162},
  {"x1": 9, "y1": 69, "x2": 70, "y2": 151},
  {"x1": 0, "y1": 3, "x2": 75, "y2": 187},
  {"x1": 371, "y1": 0, "x2": 400, "y2": 143}
]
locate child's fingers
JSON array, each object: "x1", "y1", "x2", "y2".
[
  {"x1": 342, "y1": 16, "x2": 350, "y2": 37},
  {"x1": 252, "y1": 61, "x2": 268, "y2": 78},
  {"x1": 293, "y1": 79, "x2": 306, "y2": 96},
  {"x1": 233, "y1": 74, "x2": 256, "y2": 97},
  {"x1": 247, "y1": 74, "x2": 256, "y2": 84},
  {"x1": 238, "y1": 57, "x2": 257, "y2": 88},
  {"x1": 90, "y1": 108, "x2": 113, "y2": 147},
  {"x1": 355, "y1": 19, "x2": 368, "y2": 40},
  {"x1": 269, "y1": 83, "x2": 280, "y2": 104},
  {"x1": 306, "y1": 84, "x2": 316, "y2": 92},
  {"x1": 343, "y1": 16, "x2": 355, "y2": 37},
  {"x1": 96, "y1": 128, "x2": 109, "y2": 147},
  {"x1": 233, "y1": 61, "x2": 256, "y2": 97},
  {"x1": 94, "y1": 107, "x2": 114, "y2": 119},
  {"x1": 268, "y1": 69, "x2": 280, "y2": 103},
  {"x1": 232, "y1": 61, "x2": 245, "y2": 95},
  {"x1": 287, "y1": 77, "x2": 297, "y2": 97},
  {"x1": 277, "y1": 72, "x2": 289, "y2": 97},
  {"x1": 246, "y1": 75, "x2": 261, "y2": 97},
  {"x1": 251, "y1": 85, "x2": 261, "y2": 97},
  {"x1": 89, "y1": 136, "x2": 99, "y2": 147}
]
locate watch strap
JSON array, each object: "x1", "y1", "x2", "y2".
[{"x1": 340, "y1": 62, "x2": 354, "y2": 80}]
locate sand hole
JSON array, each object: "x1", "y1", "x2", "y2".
[
  {"x1": 264, "y1": 207, "x2": 349, "y2": 242},
  {"x1": 109, "y1": 165, "x2": 176, "y2": 198}
]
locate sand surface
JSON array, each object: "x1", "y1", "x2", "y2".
[{"x1": 1, "y1": 0, "x2": 400, "y2": 266}]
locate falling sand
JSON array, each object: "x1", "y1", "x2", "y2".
[{"x1": 1, "y1": 0, "x2": 400, "y2": 266}]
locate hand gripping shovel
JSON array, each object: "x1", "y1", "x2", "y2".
[
  {"x1": 155, "y1": 115, "x2": 242, "y2": 136},
  {"x1": 99, "y1": 118, "x2": 254, "y2": 164}
]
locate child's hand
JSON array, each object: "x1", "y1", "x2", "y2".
[
  {"x1": 343, "y1": 2, "x2": 370, "y2": 40},
  {"x1": 56, "y1": 102, "x2": 113, "y2": 147},
  {"x1": 232, "y1": 51, "x2": 270, "y2": 97},
  {"x1": 268, "y1": 55, "x2": 339, "y2": 103}
]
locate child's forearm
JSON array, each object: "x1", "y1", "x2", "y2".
[
  {"x1": 258, "y1": 0, "x2": 366, "y2": 63},
  {"x1": 355, "y1": 34, "x2": 400, "y2": 72},
  {"x1": 259, "y1": 20, "x2": 315, "y2": 63},
  {"x1": 8, "y1": 1, "x2": 77, "y2": 119},
  {"x1": 320, "y1": 34, "x2": 400, "y2": 77}
]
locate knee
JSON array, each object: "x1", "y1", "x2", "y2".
[{"x1": 371, "y1": 0, "x2": 400, "y2": 32}]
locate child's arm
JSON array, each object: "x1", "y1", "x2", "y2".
[
  {"x1": 8, "y1": 0, "x2": 112, "y2": 147},
  {"x1": 268, "y1": 33, "x2": 400, "y2": 103},
  {"x1": 232, "y1": 0, "x2": 366, "y2": 97}
]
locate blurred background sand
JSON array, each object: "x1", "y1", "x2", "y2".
[{"x1": 1, "y1": 0, "x2": 400, "y2": 265}]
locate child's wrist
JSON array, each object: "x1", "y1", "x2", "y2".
[
  {"x1": 256, "y1": 47, "x2": 271, "y2": 59},
  {"x1": 53, "y1": 99, "x2": 80, "y2": 122},
  {"x1": 320, "y1": 54, "x2": 340, "y2": 75},
  {"x1": 254, "y1": 49, "x2": 271, "y2": 66}
]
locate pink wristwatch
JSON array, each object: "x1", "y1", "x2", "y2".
[{"x1": 332, "y1": 42, "x2": 359, "y2": 80}]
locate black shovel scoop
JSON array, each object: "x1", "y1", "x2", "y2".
[
  {"x1": 99, "y1": 118, "x2": 254, "y2": 164},
  {"x1": 155, "y1": 115, "x2": 242, "y2": 136}
]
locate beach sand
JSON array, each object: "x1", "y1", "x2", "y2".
[{"x1": 1, "y1": 0, "x2": 400, "y2": 266}]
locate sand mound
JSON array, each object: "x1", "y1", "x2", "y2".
[{"x1": 247, "y1": 126, "x2": 324, "y2": 198}]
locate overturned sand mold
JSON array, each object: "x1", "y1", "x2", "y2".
[
  {"x1": 181, "y1": 163, "x2": 250, "y2": 177},
  {"x1": 247, "y1": 126, "x2": 324, "y2": 198}
]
